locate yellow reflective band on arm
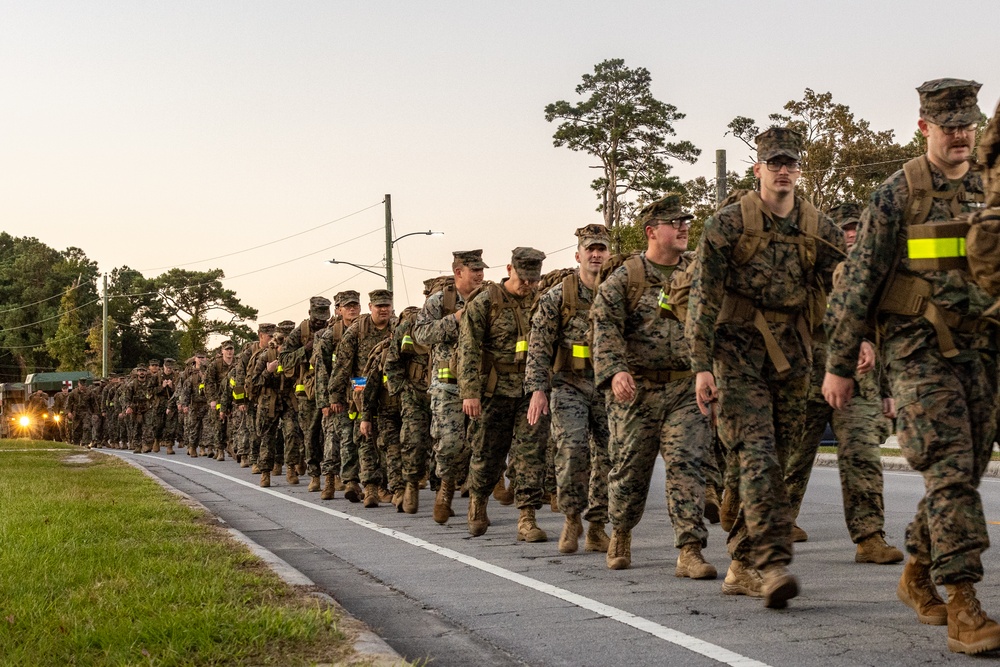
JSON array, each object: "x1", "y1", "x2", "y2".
[
  {"x1": 515, "y1": 340, "x2": 528, "y2": 353},
  {"x1": 309, "y1": 364, "x2": 313, "y2": 370},
  {"x1": 572, "y1": 345, "x2": 591, "y2": 359},
  {"x1": 295, "y1": 384, "x2": 306, "y2": 393},
  {"x1": 229, "y1": 378, "x2": 236, "y2": 387},
  {"x1": 658, "y1": 288, "x2": 672, "y2": 311},
  {"x1": 232, "y1": 391, "x2": 245, "y2": 400},
  {"x1": 215, "y1": 404, "x2": 221, "y2": 410},
  {"x1": 276, "y1": 365, "x2": 283, "y2": 373},
  {"x1": 198, "y1": 383, "x2": 205, "y2": 390},
  {"x1": 348, "y1": 411, "x2": 357, "y2": 420},
  {"x1": 437, "y1": 368, "x2": 455, "y2": 380},
  {"x1": 908, "y1": 237, "x2": 966, "y2": 260},
  {"x1": 402, "y1": 335, "x2": 414, "y2": 345},
  {"x1": 383, "y1": 374, "x2": 388, "y2": 383}
]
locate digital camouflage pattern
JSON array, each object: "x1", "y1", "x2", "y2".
[
  {"x1": 385, "y1": 307, "x2": 434, "y2": 484},
  {"x1": 592, "y1": 252, "x2": 710, "y2": 546},
  {"x1": 687, "y1": 198, "x2": 843, "y2": 569},
  {"x1": 825, "y1": 152, "x2": 996, "y2": 584},
  {"x1": 249, "y1": 343, "x2": 299, "y2": 473},
  {"x1": 314, "y1": 318, "x2": 347, "y2": 478}
]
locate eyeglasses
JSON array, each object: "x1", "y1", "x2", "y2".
[
  {"x1": 652, "y1": 218, "x2": 692, "y2": 230},
  {"x1": 938, "y1": 123, "x2": 978, "y2": 136},
  {"x1": 763, "y1": 159, "x2": 801, "y2": 173}
]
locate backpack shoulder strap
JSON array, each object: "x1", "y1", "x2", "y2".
[
  {"x1": 560, "y1": 272, "x2": 579, "y2": 329},
  {"x1": 623, "y1": 255, "x2": 649, "y2": 313},
  {"x1": 733, "y1": 192, "x2": 767, "y2": 266},
  {"x1": 442, "y1": 285, "x2": 457, "y2": 315},
  {"x1": 903, "y1": 156, "x2": 935, "y2": 227}
]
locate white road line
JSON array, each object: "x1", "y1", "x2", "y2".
[{"x1": 132, "y1": 453, "x2": 771, "y2": 667}]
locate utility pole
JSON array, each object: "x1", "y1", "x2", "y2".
[
  {"x1": 102, "y1": 274, "x2": 109, "y2": 378},
  {"x1": 716, "y1": 149, "x2": 728, "y2": 207},
  {"x1": 384, "y1": 194, "x2": 393, "y2": 297}
]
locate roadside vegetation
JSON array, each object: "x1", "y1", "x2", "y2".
[{"x1": 0, "y1": 439, "x2": 362, "y2": 666}]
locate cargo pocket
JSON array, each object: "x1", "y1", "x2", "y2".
[{"x1": 894, "y1": 387, "x2": 943, "y2": 472}]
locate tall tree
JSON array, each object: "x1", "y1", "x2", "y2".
[
  {"x1": 106, "y1": 266, "x2": 179, "y2": 372},
  {"x1": 45, "y1": 285, "x2": 87, "y2": 371},
  {"x1": 545, "y1": 58, "x2": 700, "y2": 251},
  {"x1": 728, "y1": 89, "x2": 921, "y2": 210}
]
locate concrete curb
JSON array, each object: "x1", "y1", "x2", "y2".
[
  {"x1": 814, "y1": 452, "x2": 1000, "y2": 477},
  {"x1": 99, "y1": 450, "x2": 406, "y2": 666}
]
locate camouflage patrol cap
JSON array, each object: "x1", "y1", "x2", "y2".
[
  {"x1": 756, "y1": 127, "x2": 804, "y2": 161},
  {"x1": 368, "y1": 289, "x2": 393, "y2": 306},
  {"x1": 220, "y1": 340, "x2": 235, "y2": 350},
  {"x1": 277, "y1": 320, "x2": 296, "y2": 334},
  {"x1": 574, "y1": 223, "x2": 611, "y2": 248},
  {"x1": 637, "y1": 194, "x2": 694, "y2": 226},
  {"x1": 510, "y1": 247, "x2": 546, "y2": 282},
  {"x1": 135, "y1": 364, "x2": 148, "y2": 372},
  {"x1": 827, "y1": 202, "x2": 863, "y2": 230},
  {"x1": 163, "y1": 358, "x2": 176, "y2": 368},
  {"x1": 309, "y1": 296, "x2": 331, "y2": 319},
  {"x1": 452, "y1": 249, "x2": 488, "y2": 270},
  {"x1": 257, "y1": 322, "x2": 276, "y2": 335},
  {"x1": 193, "y1": 350, "x2": 207, "y2": 358},
  {"x1": 335, "y1": 290, "x2": 361, "y2": 307},
  {"x1": 918, "y1": 79, "x2": 982, "y2": 127},
  {"x1": 147, "y1": 359, "x2": 161, "y2": 367}
]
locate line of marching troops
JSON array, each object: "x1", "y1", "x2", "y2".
[{"x1": 59, "y1": 78, "x2": 1000, "y2": 655}]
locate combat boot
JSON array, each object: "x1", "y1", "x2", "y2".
[
  {"x1": 187, "y1": 446, "x2": 197, "y2": 458},
  {"x1": 286, "y1": 467, "x2": 299, "y2": 484},
  {"x1": 205, "y1": 446, "x2": 214, "y2": 458},
  {"x1": 585, "y1": 522, "x2": 611, "y2": 553},
  {"x1": 272, "y1": 462, "x2": 282, "y2": 476},
  {"x1": 761, "y1": 564, "x2": 799, "y2": 609},
  {"x1": 251, "y1": 462, "x2": 261, "y2": 475},
  {"x1": 467, "y1": 494, "x2": 489, "y2": 536},
  {"x1": 165, "y1": 443, "x2": 175, "y2": 455},
  {"x1": 675, "y1": 544, "x2": 718, "y2": 580},
  {"x1": 855, "y1": 533, "x2": 904, "y2": 564},
  {"x1": 379, "y1": 487, "x2": 394, "y2": 504},
  {"x1": 897, "y1": 557, "x2": 948, "y2": 625},
  {"x1": 296, "y1": 462, "x2": 306, "y2": 476},
  {"x1": 722, "y1": 560, "x2": 763, "y2": 597},
  {"x1": 492, "y1": 477, "x2": 514, "y2": 506},
  {"x1": 434, "y1": 480, "x2": 456, "y2": 525},
  {"x1": 133, "y1": 445, "x2": 142, "y2": 453},
  {"x1": 141, "y1": 444, "x2": 151, "y2": 453},
  {"x1": 720, "y1": 487, "x2": 739, "y2": 532},
  {"x1": 335, "y1": 475, "x2": 346, "y2": 491},
  {"x1": 703, "y1": 486, "x2": 721, "y2": 524},
  {"x1": 402, "y1": 480, "x2": 419, "y2": 514},
  {"x1": 549, "y1": 492, "x2": 559, "y2": 513},
  {"x1": 518, "y1": 508, "x2": 547, "y2": 542},
  {"x1": 392, "y1": 489, "x2": 404, "y2": 512},
  {"x1": 320, "y1": 474, "x2": 336, "y2": 500},
  {"x1": 558, "y1": 513, "x2": 583, "y2": 553},
  {"x1": 944, "y1": 582, "x2": 1000, "y2": 654},
  {"x1": 216, "y1": 449, "x2": 225, "y2": 462},
  {"x1": 308, "y1": 475, "x2": 321, "y2": 492},
  {"x1": 259, "y1": 471, "x2": 271, "y2": 488},
  {"x1": 606, "y1": 528, "x2": 631, "y2": 570},
  {"x1": 791, "y1": 524, "x2": 808, "y2": 543},
  {"x1": 239, "y1": 457, "x2": 250, "y2": 469},
  {"x1": 152, "y1": 441, "x2": 160, "y2": 453},
  {"x1": 363, "y1": 484, "x2": 379, "y2": 508},
  {"x1": 344, "y1": 481, "x2": 362, "y2": 503}
]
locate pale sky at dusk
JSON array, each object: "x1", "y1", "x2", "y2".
[{"x1": 2, "y1": 1, "x2": 995, "y2": 323}]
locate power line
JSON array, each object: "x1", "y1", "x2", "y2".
[
  {"x1": 223, "y1": 227, "x2": 382, "y2": 281},
  {"x1": 0, "y1": 284, "x2": 89, "y2": 315},
  {"x1": 140, "y1": 200, "x2": 385, "y2": 271},
  {"x1": 257, "y1": 270, "x2": 367, "y2": 318}
]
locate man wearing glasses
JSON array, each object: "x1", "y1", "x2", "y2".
[
  {"x1": 824, "y1": 80, "x2": 999, "y2": 654},
  {"x1": 687, "y1": 128, "x2": 844, "y2": 608}
]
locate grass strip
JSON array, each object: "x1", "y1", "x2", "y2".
[
  {"x1": 816, "y1": 445, "x2": 1000, "y2": 461},
  {"x1": 0, "y1": 440, "x2": 359, "y2": 666}
]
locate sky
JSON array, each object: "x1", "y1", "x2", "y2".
[{"x1": 1, "y1": 0, "x2": 996, "y2": 328}]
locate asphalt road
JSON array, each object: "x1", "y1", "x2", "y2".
[{"x1": 115, "y1": 449, "x2": 1000, "y2": 667}]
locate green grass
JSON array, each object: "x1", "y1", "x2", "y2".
[
  {"x1": 0, "y1": 440, "x2": 361, "y2": 667},
  {"x1": 817, "y1": 446, "x2": 1000, "y2": 461}
]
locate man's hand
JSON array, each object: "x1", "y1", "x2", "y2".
[
  {"x1": 321, "y1": 406, "x2": 330, "y2": 418},
  {"x1": 165, "y1": 409, "x2": 172, "y2": 416},
  {"x1": 695, "y1": 371, "x2": 718, "y2": 417},
  {"x1": 857, "y1": 341, "x2": 876, "y2": 374},
  {"x1": 822, "y1": 372, "x2": 854, "y2": 410},
  {"x1": 238, "y1": 404, "x2": 246, "y2": 412},
  {"x1": 463, "y1": 398, "x2": 481, "y2": 418},
  {"x1": 453, "y1": 308, "x2": 464, "y2": 322},
  {"x1": 330, "y1": 402, "x2": 344, "y2": 414},
  {"x1": 360, "y1": 420, "x2": 372, "y2": 438},
  {"x1": 209, "y1": 401, "x2": 217, "y2": 410},
  {"x1": 527, "y1": 390, "x2": 549, "y2": 425},
  {"x1": 125, "y1": 407, "x2": 133, "y2": 416},
  {"x1": 181, "y1": 406, "x2": 189, "y2": 414},
  {"x1": 266, "y1": 359, "x2": 279, "y2": 373},
  {"x1": 611, "y1": 372, "x2": 636, "y2": 403},
  {"x1": 882, "y1": 397, "x2": 896, "y2": 419}
]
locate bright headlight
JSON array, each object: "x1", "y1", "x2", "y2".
[
  {"x1": 18, "y1": 416, "x2": 30, "y2": 427},
  {"x1": 53, "y1": 415, "x2": 61, "y2": 422}
]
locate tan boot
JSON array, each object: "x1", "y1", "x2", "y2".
[
  {"x1": 467, "y1": 494, "x2": 489, "y2": 536},
  {"x1": 434, "y1": 480, "x2": 456, "y2": 525},
  {"x1": 272, "y1": 462, "x2": 282, "y2": 476},
  {"x1": 335, "y1": 475, "x2": 346, "y2": 491},
  {"x1": 761, "y1": 564, "x2": 799, "y2": 609},
  {"x1": 239, "y1": 457, "x2": 250, "y2": 468},
  {"x1": 722, "y1": 560, "x2": 763, "y2": 597},
  {"x1": 549, "y1": 493, "x2": 559, "y2": 513},
  {"x1": 187, "y1": 446, "x2": 197, "y2": 458},
  {"x1": 379, "y1": 488, "x2": 394, "y2": 504},
  {"x1": 585, "y1": 522, "x2": 611, "y2": 553},
  {"x1": 675, "y1": 543, "x2": 718, "y2": 580},
  {"x1": 720, "y1": 487, "x2": 739, "y2": 532},
  {"x1": 363, "y1": 484, "x2": 379, "y2": 508},
  {"x1": 320, "y1": 474, "x2": 336, "y2": 500},
  {"x1": 492, "y1": 477, "x2": 514, "y2": 506},
  {"x1": 558, "y1": 513, "x2": 583, "y2": 553},
  {"x1": 897, "y1": 557, "x2": 948, "y2": 625},
  {"x1": 296, "y1": 462, "x2": 306, "y2": 476},
  {"x1": 286, "y1": 467, "x2": 299, "y2": 484},
  {"x1": 141, "y1": 444, "x2": 151, "y2": 453},
  {"x1": 791, "y1": 524, "x2": 808, "y2": 543},
  {"x1": 945, "y1": 582, "x2": 1000, "y2": 654},
  {"x1": 259, "y1": 471, "x2": 271, "y2": 488},
  {"x1": 216, "y1": 449, "x2": 225, "y2": 461},
  {"x1": 402, "y1": 481, "x2": 419, "y2": 514},
  {"x1": 165, "y1": 444, "x2": 175, "y2": 455},
  {"x1": 517, "y1": 507, "x2": 547, "y2": 542},
  {"x1": 855, "y1": 533, "x2": 904, "y2": 564},
  {"x1": 392, "y1": 489, "x2": 404, "y2": 512},
  {"x1": 606, "y1": 528, "x2": 631, "y2": 570},
  {"x1": 251, "y1": 463, "x2": 261, "y2": 474},
  {"x1": 308, "y1": 475, "x2": 321, "y2": 492},
  {"x1": 703, "y1": 486, "x2": 721, "y2": 524},
  {"x1": 344, "y1": 481, "x2": 362, "y2": 503},
  {"x1": 152, "y1": 441, "x2": 161, "y2": 453}
]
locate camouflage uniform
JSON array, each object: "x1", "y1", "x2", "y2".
[
  {"x1": 458, "y1": 249, "x2": 548, "y2": 510},
  {"x1": 525, "y1": 269, "x2": 610, "y2": 524},
  {"x1": 360, "y1": 338, "x2": 404, "y2": 494},
  {"x1": 233, "y1": 327, "x2": 274, "y2": 466},
  {"x1": 314, "y1": 296, "x2": 358, "y2": 480},
  {"x1": 826, "y1": 83, "x2": 994, "y2": 585},
  {"x1": 250, "y1": 338, "x2": 299, "y2": 474},
  {"x1": 121, "y1": 368, "x2": 156, "y2": 451},
  {"x1": 52, "y1": 389, "x2": 69, "y2": 442},
  {"x1": 177, "y1": 358, "x2": 209, "y2": 451},
  {"x1": 385, "y1": 306, "x2": 434, "y2": 487},
  {"x1": 592, "y1": 251, "x2": 709, "y2": 546},
  {"x1": 687, "y1": 129, "x2": 844, "y2": 571},
  {"x1": 203, "y1": 350, "x2": 234, "y2": 453}
]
